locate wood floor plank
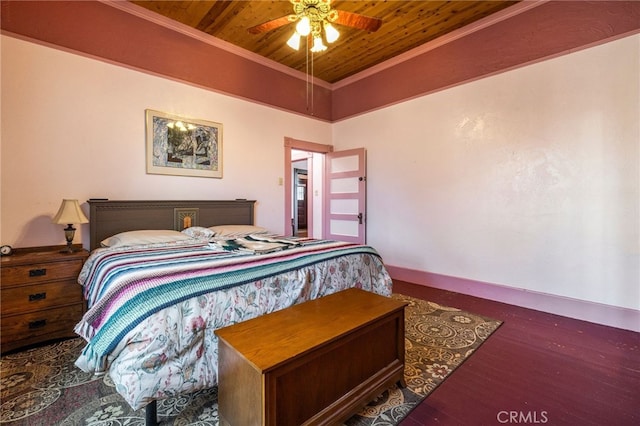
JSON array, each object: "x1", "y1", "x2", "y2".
[{"x1": 393, "y1": 280, "x2": 640, "y2": 426}]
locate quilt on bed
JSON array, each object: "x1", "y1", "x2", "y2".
[{"x1": 74, "y1": 237, "x2": 392, "y2": 409}]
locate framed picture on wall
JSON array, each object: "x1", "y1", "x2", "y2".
[{"x1": 146, "y1": 109, "x2": 223, "y2": 178}]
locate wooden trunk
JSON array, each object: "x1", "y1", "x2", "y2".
[{"x1": 215, "y1": 288, "x2": 407, "y2": 426}]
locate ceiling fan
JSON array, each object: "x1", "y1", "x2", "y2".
[{"x1": 248, "y1": 0, "x2": 383, "y2": 52}]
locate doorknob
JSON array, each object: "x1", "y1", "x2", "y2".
[{"x1": 357, "y1": 213, "x2": 363, "y2": 224}]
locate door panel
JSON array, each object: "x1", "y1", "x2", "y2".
[{"x1": 324, "y1": 148, "x2": 366, "y2": 243}]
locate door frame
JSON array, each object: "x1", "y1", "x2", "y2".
[{"x1": 284, "y1": 137, "x2": 333, "y2": 237}]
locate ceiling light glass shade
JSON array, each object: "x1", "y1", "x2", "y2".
[
  {"x1": 287, "y1": 32, "x2": 301, "y2": 50},
  {"x1": 323, "y1": 22, "x2": 339, "y2": 43},
  {"x1": 296, "y1": 16, "x2": 311, "y2": 36},
  {"x1": 310, "y1": 36, "x2": 327, "y2": 52}
]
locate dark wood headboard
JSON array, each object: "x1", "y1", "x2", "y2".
[{"x1": 88, "y1": 199, "x2": 256, "y2": 250}]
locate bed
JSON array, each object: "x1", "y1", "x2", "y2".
[{"x1": 73, "y1": 199, "x2": 393, "y2": 422}]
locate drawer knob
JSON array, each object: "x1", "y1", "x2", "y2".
[
  {"x1": 29, "y1": 268, "x2": 47, "y2": 277},
  {"x1": 29, "y1": 292, "x2": 47, "y2": 302},
  {"x1": 28, "y1": 319, "x2": 47, "y2": 329}
]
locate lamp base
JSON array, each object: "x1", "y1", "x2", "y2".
[{"x1": 60, "y1": 224, "x2": 77, "y2": 253}]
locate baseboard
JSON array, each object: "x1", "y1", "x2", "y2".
[{"x1": 386, "y1": 265, "x2": 640, "y2": 333}]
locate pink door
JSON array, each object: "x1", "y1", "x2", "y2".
[{"x1": 324, "y1": 148, "x2": 366, "y2": 244}]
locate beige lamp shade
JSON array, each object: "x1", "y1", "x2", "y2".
[{"x1": 52, "y1": 199, "x2": 89, "y2": 224}]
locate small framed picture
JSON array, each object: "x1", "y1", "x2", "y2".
[{"x1": 174, "y1": 208, "x2": 199, "y2": 231}]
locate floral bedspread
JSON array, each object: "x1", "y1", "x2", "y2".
[{"x1": 74, "y1": 238, "x2": 392, "y2": 410}]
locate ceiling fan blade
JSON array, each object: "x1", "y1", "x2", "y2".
[
  {"x1": 334, "y1": 10, "x2": 382, "y2": 32},
  {"x1": 247, "y1": 15, "x2": 294, "y2": 34}
]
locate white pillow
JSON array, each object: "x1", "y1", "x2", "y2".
[
  {"x1": 208, "y1": 224, "x2": 270, "y2": 239},
  {"x1": 181, "y1": 226, "x2": 216, "y2": 240},
  {"x1": 101, "y1": 230, "x2": 193, "y2": 248}
]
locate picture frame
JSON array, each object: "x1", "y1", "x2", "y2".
[
  {"x1": 174, "y1": 208, "x2": 199, "y2": 231},
  {"x1": 146, "y1": 109, "x2": 222, "y2": 178}
]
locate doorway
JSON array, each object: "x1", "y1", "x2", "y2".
[
  {"x1": 284, "y1": 137, "x2": 333, "y2": 237},
  {"x1": 284, "y1": 138, "x2": 367, "y2": 243}
]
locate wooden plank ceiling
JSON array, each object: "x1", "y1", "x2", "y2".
[{"x1": 131, "y1": 1, "x2": 520, "y2": 83}]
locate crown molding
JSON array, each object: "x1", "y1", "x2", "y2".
[
  {"x1": 103, "y1": 0, "x2": 544, "y2": 91},
  {"x1": 333, "y1": 0, "x2": 547, "y2": 88},
  {"x1": 100, "y1": 0, "x2": 333, "y2": 90}
]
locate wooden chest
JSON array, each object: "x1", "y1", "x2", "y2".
[
  {"x1": 215, "y1": 288, "x2": 407, "y2": 426},
  {"x1": 1, "y1": 246, "x2": 88, "y2": 353}
]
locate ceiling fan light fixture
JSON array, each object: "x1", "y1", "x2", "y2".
[
  {"x1": 296, "y1": 16, "x2": 311, "y2": 36},
  {"x1": 310, "y1": 36, "x2": 327, "y2": 53},
  {"x1": 323, "y1": 22, "x2": 339, "y2": 43},
  {"x1": 287, "y1": 32, "x2": 301, "y2": 50},
  {"x1": 248, "y1": 0, "x2": 383, "y2": 57}
]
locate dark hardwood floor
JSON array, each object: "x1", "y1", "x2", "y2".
[{"x1": 393, "y1": 280, "x2": 640, "y2": 426}]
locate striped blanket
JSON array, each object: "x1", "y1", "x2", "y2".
[{"x1": 75, "y1": 238, "x2": 390, "y2": 375}]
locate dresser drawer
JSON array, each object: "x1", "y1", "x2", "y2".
[
  {"x1": 1, "y1": 280, "x2": 84, "y2": 316},
  {"x1": 1, "y1": 258, "x2": 84, "y2": 286},
  {"x1": 0, "y1": 304, "x2": 84, "y2": 350}
]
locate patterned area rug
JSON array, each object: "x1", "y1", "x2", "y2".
[{"x1": 0, "y1": 294, "x2": 501, "y2": 425}]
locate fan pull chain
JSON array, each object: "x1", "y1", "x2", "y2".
[
  {"x1": 311, "y1": 51, "x2": 315, "y2": 115},
  {"x1": 306, "y1": 37, "x2": 314, "y2": 115},
  {"x1": 305, "y1": 37, "x2": 309, "y2": 112},
  {"x1": 303, "y1": 34, "x2": 316, "y2": 115}
]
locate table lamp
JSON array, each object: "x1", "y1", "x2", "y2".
[{"x1": 52, "y1": 199, "x2": 89, "y2": 253}]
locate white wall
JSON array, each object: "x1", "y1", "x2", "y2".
[
  {"x1": 2, "y1": 34, "x2": 638, "y2": 314},
  {"x1": 1, "y1": 36, "x2": 331, "y2": 248},
  {"x1": 334, "y1": 35, "x2": 640, "y2": 310}
]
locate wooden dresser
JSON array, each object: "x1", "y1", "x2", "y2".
[
  {"x1": 216, "y1": 288, "x2": 407, "y2": 426},
  {"x1": 1, "y1": 245, "x2": 89, "y2": 353}
]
